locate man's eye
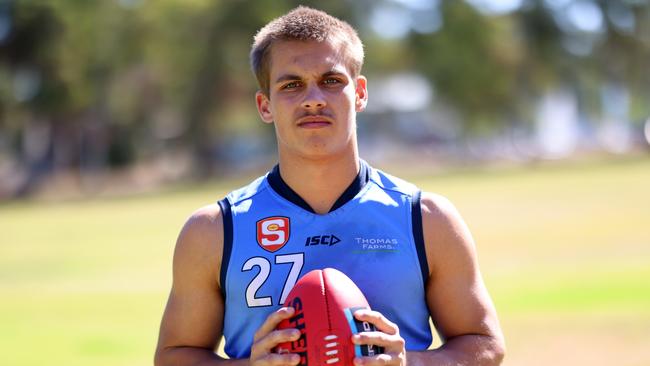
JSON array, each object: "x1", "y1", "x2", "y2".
[
  {"x1": 323, "y1": 78, "x2": 340, "y2": 85},
  {"x1": 282, "y1": 82, "x2": 301, "y2": 90}
]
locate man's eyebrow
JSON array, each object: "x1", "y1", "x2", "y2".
[
  {"x1": 274, "y1": 70, "x2": 347, "y2": 84},
  {"x1": 322, "y1": 70, "x2": 346, "y2": 78},
  {"x1": 274, "y1": 74, "x2": 302, "y2": 84}
]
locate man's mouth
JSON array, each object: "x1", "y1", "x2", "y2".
[{"x1": 297, "y1": 116, "x2": 332, "y2": 128}]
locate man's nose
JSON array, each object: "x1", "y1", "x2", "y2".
[{"x1": 301, "y1": 85, "x2": 326, "y2": 109}]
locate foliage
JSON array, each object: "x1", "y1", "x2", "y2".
[{"x1": 0, "y1": 0, "x2": 649, "y2": 196}]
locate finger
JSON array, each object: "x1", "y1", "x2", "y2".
[
  {"x1": 354, "y1": 353, "x2": 399, "y2": 366},
  {"x1": 254, "y1": 307, "x2": 295, "y2": 342},
  {"x1": 256, "y1": 328, "x2": 301, "y2": 352},
  {"x1": 353, "y1": 309, "x2": 399, "y2": 335},
  {"x1": 262, "y1": 352, "x2": 302, "y2": 366},
  {"x1": 250, "y1": 329, "x2": 300, "y2": 365},
  {"x1": 352, "y1": 331, "x2": 404, "y2": 349}
]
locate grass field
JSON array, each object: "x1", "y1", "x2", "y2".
[{"x1": 2, "y1": 156, "x2": 649, "y2": 365}]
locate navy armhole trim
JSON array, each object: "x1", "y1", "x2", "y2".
[
  {"x1": 411, "y1": 190, "x2": 430, "y2": 286},
  {"x1": 218, "y1": 198, "x2": 233, "y2": 299}
]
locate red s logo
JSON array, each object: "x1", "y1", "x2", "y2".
[{"x1": 256, "y1": 217, "x2": 290, "y2": 252}]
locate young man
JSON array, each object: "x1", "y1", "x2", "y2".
[{"x1": 155, "y1": 6, "x2": 504, "y2": 366}]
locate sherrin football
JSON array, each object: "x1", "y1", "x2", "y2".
[{"x1": 275, "y1": 268, "x2": 383, "y2": 365}]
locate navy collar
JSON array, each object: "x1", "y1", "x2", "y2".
[{"x1": 267, "y1": 160, "x2": 370, "y2": 213}]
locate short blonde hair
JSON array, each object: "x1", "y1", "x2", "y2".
[{"x1": 250, "y1": 6, "x2": 364, "y2": 95}]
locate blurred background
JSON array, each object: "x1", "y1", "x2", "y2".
[{"x1": 1, "y1": 0, "x2": 649, "y2": 365}]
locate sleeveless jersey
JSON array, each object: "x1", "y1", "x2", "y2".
[{"x1": 218, "y1": 161, "x2": 432, "y2": 358}]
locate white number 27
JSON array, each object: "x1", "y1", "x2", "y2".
[{"x1": 242, "y1": 253, "x2": 304, "y2": 307}]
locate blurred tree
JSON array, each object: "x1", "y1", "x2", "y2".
[
  {"x1": 0, "y1": 1, "x2": 66, "y2": 196},
  {"x1": 1, "y1": 0, "x2": 649, "y2": 198},
  {"x1": 595, "y1": 0, "x2": 650, "y2": 122},
  {"x1": 409, "y1": 1, "x2": 525, "y2": 135}
]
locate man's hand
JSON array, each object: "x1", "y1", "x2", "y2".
[
  {"x1": 352, "y1": 309, "x2": 406, "y2": 366},
  {"x1": 250, "y1": 307, "x2": 302, "y2": 366}
]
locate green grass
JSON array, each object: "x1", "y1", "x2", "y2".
[
  {"x1": 432, "y1": 161, "x2": 649, "y2": 301},
  {"x1": 1, "y1": 155, "x2": 649, "y2": 365}
]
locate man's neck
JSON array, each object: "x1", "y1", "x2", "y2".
[{"x1": 277, "y1": 153, "x2": 360, "y2": 214}]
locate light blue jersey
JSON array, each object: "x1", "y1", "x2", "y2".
[{"x1": 218, "y1": 161, "x2": 432, "y2": 358}]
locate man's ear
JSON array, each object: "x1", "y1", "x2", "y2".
[
  {"x1": 355, "y1": 76, "x2": 368, "y2": 112},
  {"x1": 256, "y1": 91, "x2": 274, "y2": 123}
]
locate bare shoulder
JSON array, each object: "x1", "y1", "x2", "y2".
[
  {"x1": 420, "y1": 192, "x2": 460, "y2": 219},
  {"x1": 419, "y1": 192, "x2": 478, "y2": 274},
  {"x1": 173, "y1": 202, "x2": 224, "y2": 288},
  {"x1": 178, "y1": 203, "x2": 224, "y2": 245},
  {"x1": 419, "y1": 192, "x2": 470, "y2": 239}
]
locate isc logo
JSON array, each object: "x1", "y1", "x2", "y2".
[
  {"x1": 305, "y1": 235, "x2": 340, "y2": 246},
  {"x1": 257, "y1": 216, "x2": 290, "y2": 252}
]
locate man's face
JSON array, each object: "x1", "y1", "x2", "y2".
[{"x1": 256, "y1": 40, "x2": 368, "y2": 161}]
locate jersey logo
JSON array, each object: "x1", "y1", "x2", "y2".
[
  {"x1": 257, "y1": 216, "x2": 290, "y2": 252},
  {"x1": 305, "y1": 235, "x2": 341, "y2": 246}
]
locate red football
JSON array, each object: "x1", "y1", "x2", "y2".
[{"x1": 275, "y1": 268, "x2": 382, "y2": 365}]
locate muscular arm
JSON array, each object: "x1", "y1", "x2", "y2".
[
  {"x1": 154, "y1": 204, "x2": 301, "y2": 366},
  {"x1": 407, "y1": 192, "x2": 505, "y2": 366},
  {"x1": 154, "y1": 204, "x2": 246, "y2": 366}
]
